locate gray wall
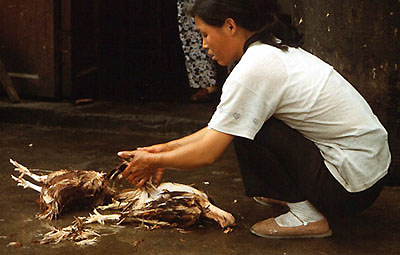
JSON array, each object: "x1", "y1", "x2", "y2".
[{"x1": 290, "y1": 0, "x2": 400, "y2": 183}]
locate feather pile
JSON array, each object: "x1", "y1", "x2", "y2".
[
  {"x1": 39, "y1": 217, "x2": 100, "y2": 246},
  {"x1": 10, "y1": 159, "x2": 235, "y2": 245}
]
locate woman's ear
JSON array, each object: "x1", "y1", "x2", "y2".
[{"x1": 225, "y1": 18, "x2": 237, "y2": 34}]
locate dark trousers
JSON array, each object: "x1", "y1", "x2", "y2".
[{"x1": 234, "y1": 117, "x2": 384, "y2": 218}]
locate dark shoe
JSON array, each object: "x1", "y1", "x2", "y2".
[{"x1": 250, "y1": 217, "x2": 332, "y2": 239}]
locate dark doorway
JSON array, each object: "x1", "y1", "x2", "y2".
[{"x1": 97, "y1": 0, "x2": 188, "y2": 102}]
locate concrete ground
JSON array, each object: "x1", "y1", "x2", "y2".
[{"x1": 0, "y1": 98, "x2": 400, "y2": 255}]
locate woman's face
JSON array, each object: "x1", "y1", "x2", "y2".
[{"x1": 195, "y1": 16, "x2": 240, "y2": 66}]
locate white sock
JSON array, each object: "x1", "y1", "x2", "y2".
[{"x1": 275, "y1": 200, "x2": 325, "y2": 227}]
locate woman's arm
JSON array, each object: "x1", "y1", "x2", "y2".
[
  {"x1": 158, "y1": 128, "x2": 233, "y2": 169},
  {"x1": 119, "y1": 128, "x2": 234, "y2": 186},
  {"x1": 136, "y1": 127, "x2": 209, "y2": 153}
]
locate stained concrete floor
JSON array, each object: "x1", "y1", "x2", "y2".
[{"x1": 1, "y1": 99, "x2": 400, "y2": 255}]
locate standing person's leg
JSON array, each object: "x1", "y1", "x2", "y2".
[{"x1": 176, "y1": 0, "x2": 218, "y2": 102}]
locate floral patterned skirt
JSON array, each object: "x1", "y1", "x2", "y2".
[{"x1": 177, "y1": 0, "x2": 216, "y2": 88}]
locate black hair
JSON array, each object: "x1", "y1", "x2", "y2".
[{"x1": 190, "y1": 0, "x2": 303, "y2": 52}]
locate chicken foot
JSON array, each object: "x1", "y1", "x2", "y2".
[
  {"x1": 10, "y1": 159, "x2": 47, "y2": 183},
  {"x1": 11, "y1": 175, "x2": 42, "y2": 192}
]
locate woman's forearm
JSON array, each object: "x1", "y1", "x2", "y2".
[
  {"x1": 154, "y1": 129, "x2": 233, "y2": 170},
  {"x1": 137, "y1": 127, "x2": 209, "y2": 153},
  {"x1": 166, "y1": 127, "x2": 209, "y2": 149}
]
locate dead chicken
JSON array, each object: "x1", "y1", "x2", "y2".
[
  {"x1": 89, "y1": 160, "x2": 235, "y2": 229},
  {"x1": 10, "y1": 159, "x2": 116, "y2": 220},
  {"x1": 85, "y1": 181, "x2": 236, "y2": 229}
]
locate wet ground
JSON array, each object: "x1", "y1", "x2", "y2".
[{"x1": 1, "y1": 99, "x2": 400, "y2": 254}]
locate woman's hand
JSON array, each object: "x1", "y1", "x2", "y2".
[
  {"x1": 117, "y1": 128, "x2": 233, "y2": 186},
  {"x1": 118, "y1": 150, "x2": 165, "y2": 187}
]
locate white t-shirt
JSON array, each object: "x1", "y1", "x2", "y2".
[{"x1": 208, "y1": 42, "x2": 391, "y2": 193}]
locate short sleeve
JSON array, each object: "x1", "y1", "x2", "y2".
[
  {"x1": 207, "y1": 43, "x2": 288, "y2": 140},
  {"x1": 208, "y1": 79, "x2": 273, "y2": 140}
]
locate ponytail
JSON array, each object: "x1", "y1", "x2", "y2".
[{"x1": 243, "y1": 12, "x2": 304, "y2": 53}]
